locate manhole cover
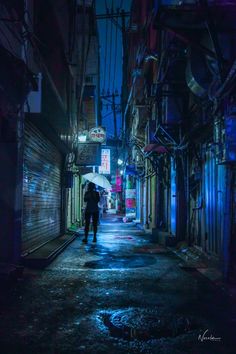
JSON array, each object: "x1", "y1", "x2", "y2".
[
  {"x1": 99, "y1": 308, "x2": 199, "y2": 341},
  {"x1": 84, "y1": 255, "x2": 156, "y2": 269}
]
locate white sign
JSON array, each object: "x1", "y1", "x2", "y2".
[
  {"x1": 126, "y1": 189, "x2": 136, "y2": 199},
  {"x1": 99, "y1": 149, "x2": 110, "y2": 174},
  {"x1": 89, "y1": 127, "x2": 106, "y2": 143}
]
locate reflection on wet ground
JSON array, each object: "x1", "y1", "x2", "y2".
[
  {"x1": 98, "y1": 308, "x2": 201, "y2": 341},
  {"x1": 0, "y1": 215, "x2": 236, "y2": 354},
  {"x1": 84, "y1": 255, "x2": 157, "y2": 269}
]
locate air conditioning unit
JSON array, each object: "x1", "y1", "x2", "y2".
[{"x1": 24, "y1": 72, "x2": 42, "y2": 113}]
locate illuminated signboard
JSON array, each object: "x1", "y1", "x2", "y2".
[
  {"x1": 99, "y1": 149, "x2": 110, "y2": 174},
  {"x1": 89, "y1": 127, "x2": 106, "y2": 143},
  {"x1": 76, "y1": 143, "x2": 101, "y2": 166}
]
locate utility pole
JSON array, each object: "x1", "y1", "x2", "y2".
[
  {"x1": 100, "y1": 93, "x2": 120, "y2": 140},
  {"x1": 121, "y1": 9, "x2": 128, "y2": 136},
  {"x1": 112, "y1": 93, "x2": 117, "y2": 140},
  {"x1": 96, "y1": 9, "x2": 130, "y2": 142}
]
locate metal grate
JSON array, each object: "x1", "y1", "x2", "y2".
[{"x1": 22, "y1": 121, "x2": 62, "y2": 254}]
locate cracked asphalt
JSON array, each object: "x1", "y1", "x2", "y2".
[{"x1": 0, "y1": 215, "x2": 236, "y2": 354}]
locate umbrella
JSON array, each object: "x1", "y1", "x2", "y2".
[{"x1": 82, "y1": 172, "x2": 111, "y2": 190}]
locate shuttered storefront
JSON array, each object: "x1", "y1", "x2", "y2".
[
  {"x1": 203, "y1": 148, "x2": 226, "y2": 255},
  {"x1": 22, "y1": 121, "x2": 62, "y2": 254}
]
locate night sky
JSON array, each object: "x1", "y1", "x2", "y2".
[{"x1": 95, "y1": 0, "x2": 131, "y2": 139}]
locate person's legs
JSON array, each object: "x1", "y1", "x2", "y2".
[
  {"x1": 99, "y1": 207, "x2": 103, "y2": 224},
  {"x1": 92, "y1": 211, "x2": 99, "y2": 242},
  {"x1": 83, "y1": 212, "x2": 91, "y2": 242}
]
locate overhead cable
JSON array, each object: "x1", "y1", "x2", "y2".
[
  {"x1": 112, "y1": 10, "x2": 118, "y2": 92},
  {"x1": 108, "y1": 0, "x2": 113, "y2": 90},
  {"x1": 103, "y1": 0, "x2": 108, "y2": 90}
]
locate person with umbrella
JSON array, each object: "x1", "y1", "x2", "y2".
[
  {"x1": 83, "y1": 182, "x2": 100, "y2": 243},
  {"x1": 82, "y1": 172, "x2": 111, "y2": 190}
]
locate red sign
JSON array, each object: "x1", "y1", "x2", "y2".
[
  {"x1": 116, "y1": 176, "x2": 122, "y2": 192},
  {"x1": 126, "y1": 199, "x2": 136, "y2": 208},
  {"x1": 89, "y1": 127, "x2": 106, "y2": 143}
]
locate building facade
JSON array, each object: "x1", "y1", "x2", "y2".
[
  {"x1": 125, "y1": 0, "x2": 236, "y2": 281},
  {"x1": 0, "y1": 0, "x2": 99, "y2": 264}
]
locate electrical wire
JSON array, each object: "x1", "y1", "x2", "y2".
[
  {"x1": 108, "y1": 0, "x2": 113, "y2": 90},
  {"x1": 78, "y1": 0, "x2": 94, "y2": 119},
  {"x1": 112, "y1": 9, "x2": 118, "y2": 92},
  {"x1": 103, "y1": 1, "x2": 109, "y2": 90}
]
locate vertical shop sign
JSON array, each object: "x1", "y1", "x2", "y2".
[
  {"x1": 99, "y1": 149, "x2": 110, "y2": 174},
  {"x1": 116, "y1": 175, "x2": 122, "y2": 192},
  {"x1": 125, "y1": 187, "x2": 136, "y2": 219}
]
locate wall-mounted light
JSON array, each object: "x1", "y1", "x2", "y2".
[
  {"x1": 78, "y1": 131, "x2": 87, "y2": 142},
  {"x1": 117, "y1": 159, "x2": 123, "y2": 166},
  {"x1": 78, "y1": 135, "x2": 87, "y2": 142}
]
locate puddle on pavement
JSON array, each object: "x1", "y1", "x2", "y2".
[
  {"x1": 114, "y1": 236, "x2": 134, "y2": 240},
  {"x1": 135, "y1": 246, "x2": 168, "y2": 254},
  {"x1": 84, "y1": 255, "x2": 156, "y2": 269},
  {"x1": 98, "y1": 308, "x2": 199, "y2": 341}
]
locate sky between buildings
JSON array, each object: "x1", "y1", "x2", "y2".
[{"x1": 95, "y1": 0, "x2": 131, "y2": 139}]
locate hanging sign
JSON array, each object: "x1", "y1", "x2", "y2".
[
  {"x1": 99, "y1": 148, "x2": 110, "y2": 174},
  {"x1": 89, "y1": 127, "x2": 106, "y2": 143},
  {"x1": 116, "y1": 175, "x2": 122, "y2": 192},
  {"x1": 76, "y1": 143, "x2": 101, "y2": 166},
  {"x1": 125, "y1": 188, "x2": 136, "y2": 218}
]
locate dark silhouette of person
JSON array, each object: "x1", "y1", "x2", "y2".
[{"x1": 83, "y1": 182, "x2": 100, "y2": 243}]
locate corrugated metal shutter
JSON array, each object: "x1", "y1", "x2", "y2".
[
  {"x1": 67, "y1": 189, "x2": 72, "y2": 229},
  {"x1": 204, "y1": 149, "x2": 216, "y2": 253},
  {"x1": 22, "y1": 121, "x2": 62, "y2": 254}
]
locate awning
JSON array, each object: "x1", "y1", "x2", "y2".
[{"x1": 143, "y1": 144, "x2": 168, "y2": 153}]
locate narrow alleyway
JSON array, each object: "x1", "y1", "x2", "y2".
[{"x1": 0, "y1": 216, "x2": 236, "y2": 354}]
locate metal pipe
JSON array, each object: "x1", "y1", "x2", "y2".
[{"x1": 160, "y1": 24, "x2": 218, "y2": 60}]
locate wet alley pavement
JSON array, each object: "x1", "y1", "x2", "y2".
[{"x1": 0, "y1": 216, "x2": 236, "y2": 354}]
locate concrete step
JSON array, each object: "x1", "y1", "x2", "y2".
[{"x1": 21, "y1": 233, "x2": 77, "y2": 268}]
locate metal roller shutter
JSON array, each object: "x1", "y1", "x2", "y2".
[
  {"x1": 67, "y1": 188, "x2": 72, "y2": 229},
  {"x1": 22, "y1": 121, "x2": 62, "y2": 254}
]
